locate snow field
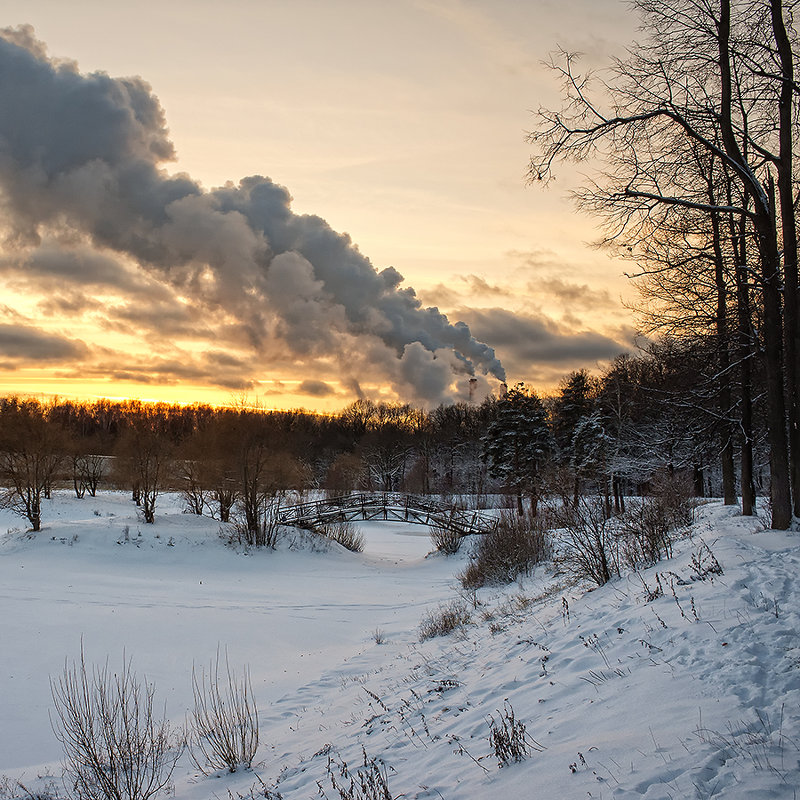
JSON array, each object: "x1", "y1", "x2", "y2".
[
  {"x1": 1, "y1": 494, "x2": 799, "y2": 799},
  {"x1": 0, "y1": 492, "x2": 459, "y2": 775}
]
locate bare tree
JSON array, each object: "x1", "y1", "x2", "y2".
[
  {"x1": 0, "y1": 398, "x2": 64, "y2": 531},
  {"x1": 228, "y1": 414, "x2": 311, "y2": 547},
  {"x1": 324, "y1": 451, "x2": 365, "y2": 497},
  {"x1": 115, "y1": 417, "x2": 172, "y2": 524},
  {"x1": 70, "y1": 437, "x2": 106, "y2": 500},
  {"x1": 50, "y1": 648, "x2": 182, "y2": 800},
  {"x1": 555, "y1": 497, "x2": 618, "y2": 587},
  {"x1": 529, "y1": 0, "x2": 798, "y2": 527},
  {"x1": 360, "y1": 404, "x2": 418, "y2": 493}
]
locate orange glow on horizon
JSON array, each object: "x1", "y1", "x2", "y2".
[{"x1": 0, "y1": 375, "x2": 352, "y2": 413}]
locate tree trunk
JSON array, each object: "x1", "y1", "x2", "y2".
[
  {"x1": 693, "y1": 464, "x2": 705, "y2": 498},
  {"x1": 72, "y1": 464, "x2": 86, "y2": 499},
  {"x1": 710, "y1": 189, "x2": 737, "y2": 505},
  {"x1": 216, "y1": 488, "x2": 234, "y2": 523},
  {"x1": 613, "y1": 474, "x2": 626, "y2": 514},
  {"x1": 719, "y1": 0, "x2": 790, "y2": 527},
  {"x1": 770, "y1": 0, "x2": 800, "y2": 518},
  {"x1": 731, "y1": 212, "x2": 757, "y2": 515},
  {"x1": 724, "y1": 184, "x2": 757, "y2": 516},
  {"x1": 756, "y1": 179, "x2": 792, "y2": 528}
]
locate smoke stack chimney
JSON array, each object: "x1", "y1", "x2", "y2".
[
  {"x1": 499, "y1": 382, "x2": 508, "y2": 399},
  {"x1": 469, "y1": 377, "x2": 477, "y2": 402}
]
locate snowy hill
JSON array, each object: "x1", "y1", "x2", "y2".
[{"x1": 1, "y1": 494, "x2": 798, "y2": 799}]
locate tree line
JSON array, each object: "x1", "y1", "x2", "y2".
[{"x1": 0, "y1": 336, "x2": 771, "y2": 535}]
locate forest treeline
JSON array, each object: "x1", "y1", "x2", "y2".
[{"x1": 0, "y1": 331, "x2": 770, "y2": 536}]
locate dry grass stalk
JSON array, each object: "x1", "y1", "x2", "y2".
[{"x1": 189, "y1": 650, "x2": 258, "y2": 774}]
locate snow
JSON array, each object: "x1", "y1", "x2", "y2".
[{"x1": 1, "y1": 493, "x2": 799, "y2": 799}]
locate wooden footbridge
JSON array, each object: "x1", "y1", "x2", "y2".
[{"x1": 276, "y1": 493, "x2": 497, "y2": 537}]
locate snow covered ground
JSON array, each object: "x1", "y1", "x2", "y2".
[{"x1": 1, "y1": 492, "x2": 799, "y2": 799}]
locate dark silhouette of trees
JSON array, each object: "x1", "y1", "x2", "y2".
[{"x1": 324, "y1": 452, "x2": 365, "y2": 496}]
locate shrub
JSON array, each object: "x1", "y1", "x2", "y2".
[
  {"x1": 459, "y1": 510, "x2": 551, "y2": 589},
  {"x1": 689, "y1": 541, "x2": 724, "y2": 581},
  {"x1": 488, "y1": 701, "x2": 543, "y2": 767},
  {"x1": 650, "y1": 469, "x2": 696, "y2": 528},
  {"x1": 694, "y1": 708, "x2": 792, "y2": 772},
  {"x1": 619, "y1": 472, "x2": 695, "y2": 568},
  {"x1": 618, "y1": 498, "x2": 675, "y2": 567},
  {"x1": 317, "y1": 747, "x2": 392, "y2": 800},
  {"x1": 418, "y1": 600, "x2": 471, "y2": 641},
  {"x1": 318, "y1": 520, "x2": 364, "y2": 553},
  {"x1": 231, "y1": 500, "x2": 283, "y2": 549},
  {"x1": 555, "y1": 497, "x2": 618, "y2": 587},
  {"x1": 429, "y1": 522, "x2": 462, "y2": 555},
  {"x1": 189, "y1": 651, "x2": 259, "y2": 774},
  {"x1": 50, "y1": 649, "x2": 182, "y2": 800},
  {"x1": 0, "y1": 777, "x2": 65, "y2": 800},
  {"x1": 227, "y1": 776, "x2": 282, "y2": 800}
]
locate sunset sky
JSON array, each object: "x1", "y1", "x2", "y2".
[{"x1": 0, "y1": 0, "x2": 641, "y2": 411}]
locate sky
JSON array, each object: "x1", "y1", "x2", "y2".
[{"x1": 0, "y1": 0, "x2": 642, "y2": 411}]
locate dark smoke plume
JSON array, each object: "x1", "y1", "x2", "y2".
[{"x1": 0, "y1": 26, "x2": 505, "y2": 405}]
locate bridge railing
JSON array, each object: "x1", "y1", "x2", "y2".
[{"x1": 275, "y1": 492, "x2": 497, "y2": 535}]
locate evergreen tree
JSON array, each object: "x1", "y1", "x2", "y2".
[
  {"x1": 482, "y1": 383, "x2": 552, "y2": 514},
  {"x1": 552, "y1": 370, "x2": 598, "y2": 504}
]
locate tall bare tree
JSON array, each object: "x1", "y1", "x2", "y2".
[
  {"x1": 529, "y1": 0, "x2": 798, "y2": 527},
  {"x1": 0, "y1": 398, "x2": 64, "y2": 531},
  {"x1": 115, "y1": 412, "x2": 173, "y2": 524}
]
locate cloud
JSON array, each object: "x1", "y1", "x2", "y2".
[
  {"x1": 298, "y1": 379, "x2": 336, "y2": 397},
  {"x1": 417, "y1": 275, "x2": 518, "y2": 309},
  {"x1": 0, "y1": 241, "x2": 187, "y2": 326},
  {"x1": 0, "y1": 26, "x2": 505, "y2": 406},
  {"x1": 456, "y1": 307, "x2": 631, "y2": 386},
  {"x1": 206, "y1": 351, "x2": 248, "y2": 369},
  {"x1": 462, "y1": 275, "x2": 509, "y2": 296},
  {"x1": 102, "y1": 297, "x2": 216, "y2": 343},
  {"x1": 417, "y1": 283, "x2": 463, "y2": 308},
  {"x1": 63, "y1": 351, "x2": 256, "y2": 391},
  {"x1": 0, "y1": 323, "x2": 88, "y2": 362},
  {"x1": 36, "y1": 292, "x2": 103, "y2": 316},
  {"x1": 420, "y1": 271, "x2": 617, "y2": 319},
  {"x1": 532, "y1": 277, "x2": 616, "y2": 310},
  {"x1": 506, "y1": 247, "x2": 565, "y2": 273},
  {"x1": 0, "y1": 242, "x2": 159, "y2": 293}
]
